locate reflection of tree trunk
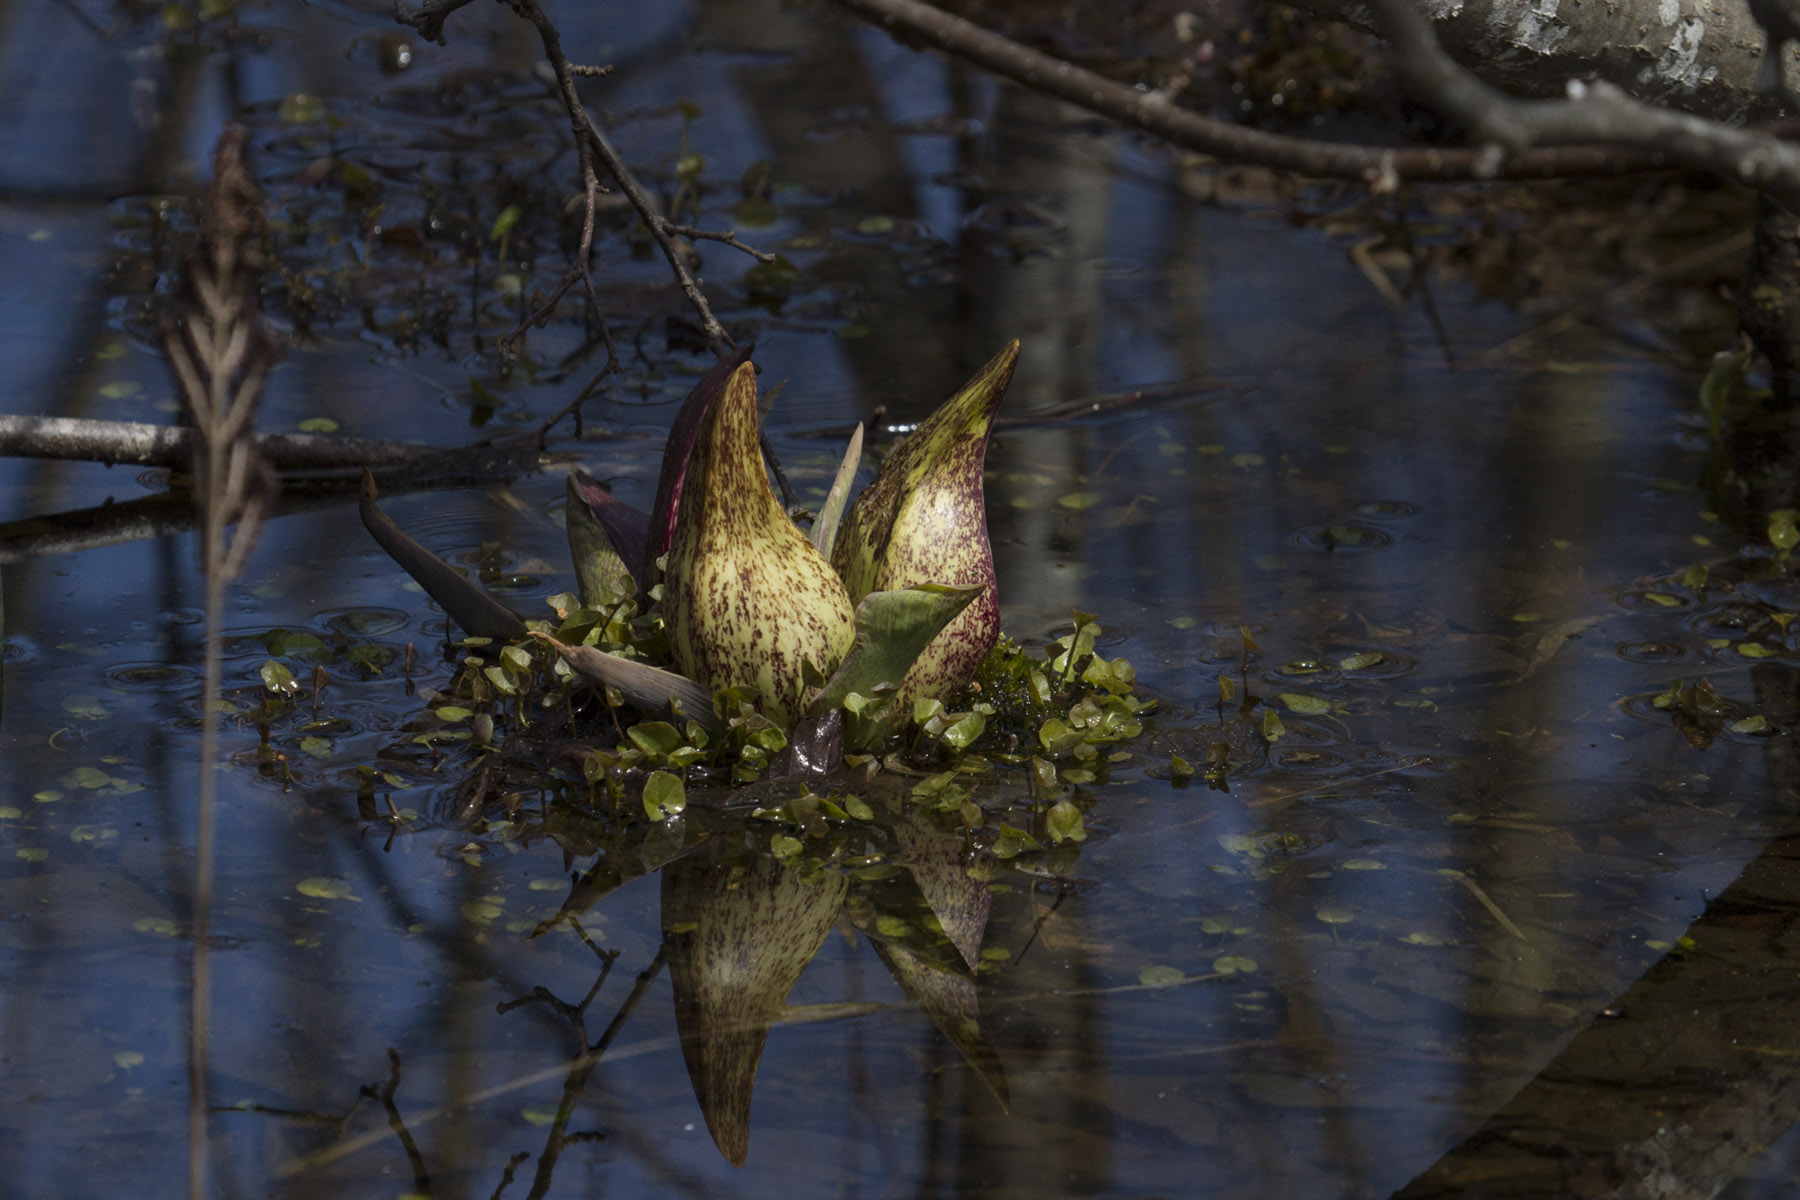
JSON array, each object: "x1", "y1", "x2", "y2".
[{"x1": 1392, "y1": 665, "x2": 1800, "y2": 1199}]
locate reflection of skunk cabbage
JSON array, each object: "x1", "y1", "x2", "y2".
[{"x1": 361, "y1": 340, "x2": 1021, "y2": 741}]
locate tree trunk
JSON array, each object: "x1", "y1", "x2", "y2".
[{"x1": 1303, "y1": 0, "x2": 1782, "y2": 120}]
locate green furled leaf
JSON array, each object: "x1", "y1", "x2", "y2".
[
  {"x1": 810, "y1": 422, "x2": 864, "y2": 558},
  {"x1": 642, "y1": 771, "x2": 686, "y2": 820},
  {"x1": 811, "y1": 585, "x2": 985, "y2": 741},
  {"x1": 564, "y1": 474, "x2": 636, "y2": 607},
  {"x1": 1038, "y1": 718, "x2": 1083, "y2": 756},
  {"x1": 1698, "y1": 346, "x2": 1749, "y2": 442},
  {"x1": 530, "y1": 633, "x2": 722, "y2": 736}
]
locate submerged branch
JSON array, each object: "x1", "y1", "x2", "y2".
[{"x1": 0, "y1": 415, "x2": 557, "y2": 481}]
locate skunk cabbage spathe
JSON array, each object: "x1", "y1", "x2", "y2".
[
  {"x1": 831, "y1": 340, "x2": 1019, "y2": 704},
  {"x1": 662, "y1": 361, "x2": 857, "y2": 726}
]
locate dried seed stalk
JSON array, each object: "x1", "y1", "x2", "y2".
[{"x1": 158, "y1": 124, "x2": 281, "y2": 1200}]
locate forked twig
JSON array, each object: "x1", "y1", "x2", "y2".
[{"x1": 362, "y1": 1049, "x2": 432, "y2": 1195}]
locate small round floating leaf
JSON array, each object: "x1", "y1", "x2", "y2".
[
  {"x1": 113, "y1": 1051, "x2": 145, "y2": 1070},
  {"x1": 296, "y1": 877, "x2": 358, "y2": 901},
  {"x1": 642, "y1": 771, "x2": 686, "y2": 821},
  {"x1": 770, "y1": 833, "x2": 803, "y2": 861},
  {"x1": 62, "y1": 694, "x2": 106, "y2": 719},
  {"x1": 1401, "y1": 931, "x2": 1447, "y2": 946},
  {"x1": 1771, "y1": 512, "x2": 1800, "y2": 550},
  {"x1": 1315, "y1": 907, "x2": 1355, "y2": 925},
  {"x1": 941, "y1": 711, "x2": 985, "y2": 750},
  {"x1": 520, "y1": 1102, "x2": 560, "y2": 1128},
  {"x1": 628, "y1": 722, "x2": 685, "y2": 759},
  {"x1": 462, "y1": 900, "x2": 504, "y2": 923},
  {"x1": 1341, "y1": 859, "x2": 1386, "y2": 871},
  {"x1": 1038, "y1": 718, "x2": 1084, "y2": 756},
  {"x1": 436, "y1": 706, "x2": 473, "y2": 723},
  {"x1": 1731, "y1": 715, "x2": 1770, "y2": 734},
  {"x1": 1138, "y1": 965, "x2": 1185, "y2": 987},
  {"x1": 1279, "y1": 693, "x2": 1330, "y2": 715},
  {"x1": 1046, "y1": 799, "x2": 1087, "y2": 844},
  {"x1": 0, "y1": 807, "x2": 19, "y2": 819},
  {"x1": 298, "y1": 417, "x2": 339, "y2": 433},
  {"x1": 1213, "y1": 955, "x2": 1257, "y2": 974},
  {"x1": 15, "y1": 848, "x2": 47, "y2": 863},
  {"x1": 1739, "y1": 643, "x2": 1778, "y2": 659},
  {"x1": 1644, "y1": 592, "x2": 1682, "y2": 608},
  {"x1": 62, "y1": 768, "x2": 112, "y2": 790},
  {"x1": 299, "y1": 736, "x2": 332, "y2": 759},
  {"x1": 1057, "y1": 491, "x2": 1103, "y2": 511},
  {"x1": 134, "y1": 916, "x2": 180, "y2": 935},
  {"x1": 1339, "y1": 651, "x2": 1383, "y2": 671}
]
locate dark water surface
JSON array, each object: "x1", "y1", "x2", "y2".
[{"x1": 3, "y1": 2, "x2": 1797, "y2": 1197}]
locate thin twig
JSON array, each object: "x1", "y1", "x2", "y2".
[
  {"x1": 488, "y1": 1151, "x2": 535, "y2": 1200},
  {"x1": 362, "y1": 1049, "x2": 432, "y2": 1195},
  {"x1": 662, "y1": 223, "x2": 778, "y2": 263},
  {"x1": 508, "y1": 2, "x2": 736, "y2": 358}
]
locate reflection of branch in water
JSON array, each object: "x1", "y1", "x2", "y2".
[
  {"x1": 0, "y1": 455, "x2": 574, "y2": 565},
  {"x1": 362, "y1": 1048, "x2": 432, "y2": 1197},
  {"x1": 493, "y1": 936, "x2": 664, "y2": 1200}
]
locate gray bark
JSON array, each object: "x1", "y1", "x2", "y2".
[{"x1": 1311, "y1": 0, "x2": 1784, "y2": 120}]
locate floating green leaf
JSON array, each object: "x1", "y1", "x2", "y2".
[
  {"x1": 1138, "y1": 965, "x2": 1185, "y2": 987},
  {"x1": 1280, "y1": 692, "x2": 1330, "y2": 715},
  {"x1": 643, "y1": 770, "x2": 686, "y2": 821},
  {"x1": 296, "y1": 877, "x2": 357, "y2": 901},
  {"x1": 1046, "y1": 800, "x2": 1086, "y2": 844}
]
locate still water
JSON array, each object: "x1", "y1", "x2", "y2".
[{"x1": 2, "y1": 1, "x2": 1796, "y2": 1197}]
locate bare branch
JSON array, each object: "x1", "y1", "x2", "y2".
[
  {"x1": 0, "y1": 415, "x2": 553, "y2": 480},
  {"x1": 392, "y1": 0, "x2": 480, "y2": 44},
  {"x1": 663, "y1": 223, "x2": 777, "y2": 263},
  {"x1": 1363, "y1": 0, "x2": 1800, "y2": 208},
  {"x1": 507, "y1": 1, "x2": 737, "y2": 358},
  {"x1": 827, "y1": 0, "x2": 1800, "y2": 200}
]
